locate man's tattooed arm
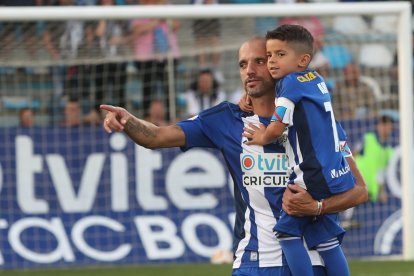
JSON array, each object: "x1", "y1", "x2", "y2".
[
  {"x1": 125, "y1": 118, "x2": 156, "y2": 139},
  {"x1": 123, "y1": 117, "x2": 185, "y2": 149}
]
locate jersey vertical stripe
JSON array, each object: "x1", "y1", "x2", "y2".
[{"x1": 177, "y1": 102, "x2": 324, "y2": 268}]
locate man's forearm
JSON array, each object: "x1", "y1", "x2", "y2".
[
  {"x1": 282, "y1": 156, "x2": 368, "y2": 216},
  {"x1": 124, "y1": 117, "x2": 159, "y2": 149},
  {"x1": 124, "y1": 117, "x2": 185, "y2": 149},
  {"x1": 321, "y1": 156, "x2": 368, "y2": 214}
]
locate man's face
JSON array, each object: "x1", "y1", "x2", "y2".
[
  {"x1": 20, "y1": 109, "x2": 34, "y2": 127},
  {"x1": 198, "y1": 72, "x2": 214, "y2": 94},
  {"x1": 266, "y1": 39, "x2": 305, "y2": 80},
  {"x1": 239, "y1": 39, "x2": 274, "y2": 98}
]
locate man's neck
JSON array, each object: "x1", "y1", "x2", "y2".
[{"x1": 250, "y1": 92, "x2": 275, "y2": 117}]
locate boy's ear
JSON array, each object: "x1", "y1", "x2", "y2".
[{"x1": 298, "y1": 54, "x2": 311, "y2": 68}]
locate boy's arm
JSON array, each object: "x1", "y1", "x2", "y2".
[
  {"x1": 282, "y1": 156, "x2": 368, "y2": 216},
  {"x1": 243, "y1": 121, "x2": 287, "y2": 145}
]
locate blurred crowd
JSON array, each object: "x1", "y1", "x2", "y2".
[
  {"x1": 1, "y1": 0, "x2": 407, "y2": 238},
  {"x1": 0, "y1": 0, "x2": 411, "y2": 129}
]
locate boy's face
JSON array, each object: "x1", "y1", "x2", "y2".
[{"x1": 266, "y1": 39, "x2": 309, "y2": 80}]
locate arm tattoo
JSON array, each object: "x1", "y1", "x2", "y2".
[{"x1": 124, "y1": 119, "x2": 156, "y2": 139}]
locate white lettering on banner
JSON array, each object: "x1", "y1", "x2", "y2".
[
  {"x1": 182, "y1": 214, "x2": 232, "y2": 257},
  {"x1": 46, "y1": 154, "x2": 105, "y2": 213},
  {"x1": 16, "y1": 136, "x2": 48, "y2": 213},
  {"x1": 1, "y1": 214, "x2": 234, "y2": 264},
  {"x1": 110, "y1": 133, "x2": 129, "y2": 212},
  {"x1": 166, "y1": 149, "x2": 226, "y2": 209},
  {"x1": 228, "y1": 213, "x2": 236, "y2": 231},
  {"x1": 14, "y1": 135, "x2": 230, "y2": 214},
  {"x1": 135, "y1": 146, "x2": 168, "y2": 210},
  {"x1": 71, "y1": 216, "x2": 132, "y2": 262},
  {"x1": 134, "y1": 216, "x2": 185, "y2": 260},
  {"x1": 0, "y1": 219, "x2": 8, "y2": 265},
  {"x1": 8, "y1": 217, "x2": 75, "y2": 263}
]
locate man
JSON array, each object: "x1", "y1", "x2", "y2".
[
  {"x1": 355, "y1": 112, "x2": 395, "y2": 203},
  {"x1": 18, "y1": 108, "x2": 35, "y2": 128},
  {"x1": 101, "y1": 37, "x2": 368, "y2": 276}
]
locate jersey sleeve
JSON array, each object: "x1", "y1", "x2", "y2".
[
  {"x1": 271, "y1": 75, "x2": 304, "y2": 125},
  {"x1": 271, "y1": 97, "x2": 295, "y2": 126},
  {"x1": 177, "y1": 115, "x2": 216, "y2": 151},
  {"x1": 177, "y1": 102, "x2": 235, "y2": 151}
]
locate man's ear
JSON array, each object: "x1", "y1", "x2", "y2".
[{"x1": 298, "y1": 54, "x2": 311, "y2": 68}]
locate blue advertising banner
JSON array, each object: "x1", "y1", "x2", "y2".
[{"x1": 0, "y1": 126, "x2": 403, "y2": 269}]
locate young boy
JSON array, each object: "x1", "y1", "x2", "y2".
[{"x1": 243, "y1": 25, "x2": 355, "y2": 276}]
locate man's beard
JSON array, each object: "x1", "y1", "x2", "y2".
[{"x1": 246, "y1": 87, "x2": 265, "y2": 98}]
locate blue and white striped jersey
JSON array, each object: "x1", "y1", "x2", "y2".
[
  {"x1": 177, "y1": 102, "x2": 324, "y2": 268},
  {"x1": 272, "y1": 70, "x2": 355, "y2": 199}
]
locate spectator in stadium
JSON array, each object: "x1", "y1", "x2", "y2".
[
  {"x1": 355, "y1": 112, "x2": 396, "y2": 203},
  {"x1": 60, "y1": 99, "x2": 83, "y2": 127},
  {"x1": 184, "y1": 68, "x2": 226, "y2": 117},
  {"x1": 18, "y1": 107, "x2": 35, "y2": 128},
  {"x1": 101, "y1": 37, "x2": 368, "y2": 276},
  {"x1": 60, "y1": 99, "x2": 98, "y2": 127},
  {"x1": 131, "y1": 0, "x2": 180, "y2": 119},
  {"x1": 191, "y1": 0, "x2": 224, "y2": 83},
  {"x1": 144, "y1": 99, "x2": 168, "y2": 126},
  {"x1": 42, "y1": 0, "x2": 96, "y2": 121},
  {"x1": 341, "y1": 111, "x2": 396, "y2": 229},
  {"x1": 89, "y1": 0, "x2": 130, "y2": 121},
  {"x1": 332, "y1": 62, "x2": 378, "y2": 120}
]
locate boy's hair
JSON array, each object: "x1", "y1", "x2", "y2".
[{"x1": 265, "y1": 24, "x2": 314, "y2": 57}]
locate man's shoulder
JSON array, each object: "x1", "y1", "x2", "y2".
[{"x1": 198, "y1": 101, "x2": 243, "y2": 118}]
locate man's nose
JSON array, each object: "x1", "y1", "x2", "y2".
[{"x1": 246, "y1": 63, "x2": 256, "y2": 75}]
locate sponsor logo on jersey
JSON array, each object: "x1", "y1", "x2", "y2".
[
  {"x1": 243, "y1": 174, "x2": 288, "y2": 187},
  {"x1": 330, "y1": 164, "x2": 351, "y2": 179},
  {"x1": 296, "y1": 71, "x2": 317, "y2": 82},
  {"x1": 240, "y1": 153, "x2": 288, "y2": 187},
  {"x1": 241, "y1": 153, "x2": 288, "y2": 172}
]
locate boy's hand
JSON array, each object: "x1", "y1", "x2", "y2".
[
  {"x1": 243, "y1": 123, "x2": 267, "y2": 145},
  {"x1": 238, "y1": 93, "x2": 253, "y2": 113}
]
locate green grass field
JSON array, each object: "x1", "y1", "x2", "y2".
[{"x1": 1, "y1": 261, "x2": 414, "y2": 276}]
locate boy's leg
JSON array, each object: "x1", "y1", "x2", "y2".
[
  {"x1": 275, "y1": 212, "x2": 314, "y2": 276},
  {"x1": 316, "y1": 238, "x2": 350, "y2": 276},
  {"x1": 279, "y1": 236, "x2": 314, "y2": 276}
]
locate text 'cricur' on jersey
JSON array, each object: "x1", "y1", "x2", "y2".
[{"x1": 241, "y1": 153, "x2": 289, "y2": 187}]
